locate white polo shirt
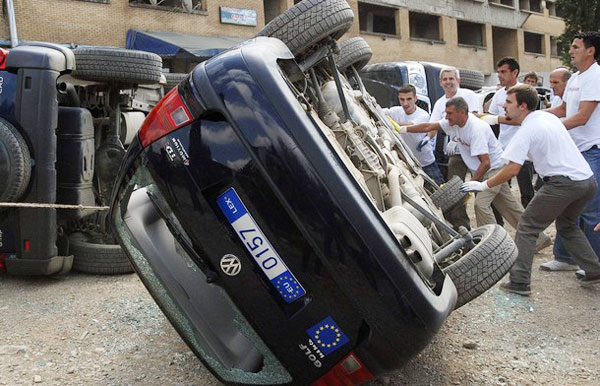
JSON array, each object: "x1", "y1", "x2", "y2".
[
  {"x1": 563, "y1": 62, "x2": 600, "y2": 152},
  {"x1": 439, "y1": 113, "x2": 505, "y2": 173},
  {"x1": 429, "y1": 88, "x2": 480, "y2": 122},
  {"x1": 383, "y1": 106, "x2": 434, "y2": 166},
  {"x1": 502, "y1": 111, "x2": 593, "y2": 180},
  {"x1": 489, "y1": 83, "x2": 522, "y2": 150}
]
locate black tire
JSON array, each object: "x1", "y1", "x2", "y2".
[
  {"x1": 69, "y1": 232, "x2": 134, "y2": 275},
  {"x1": 72, "y1": 47, "x2": 163, "y2": 85},
  {"x1": 335, "y1": 37, "x2": 372, "y2": 71},
  {"x1": 442, "y1": 224, "x2": 518, "y2": 309},
  {"x1": 430, "y1": 175, "x2": 468, "y2": 212},
  {"x1": 257, "y1": 0, "x2": 354, "y2": 56},
  {"x1": 164, "y1": 73, "x2": 188, "y2": 93},
  {"x1": 459, "y1": 68, "x2": 484, "y2": 90},
  {"x1": 0, "y1": 119, "x2": 31, "y2": 203}
]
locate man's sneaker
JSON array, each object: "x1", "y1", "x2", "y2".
[
  {"x1": 499, "y1": 281, "x2": 531, "y2": 296},
  {"x1": 539, "y1": 260, "x2": 579, "y2": 271},
  {"x1": 578, "y1": 272, "x2": 600, "y2": 287},
  {"x1": 575, "y1": 269, "x2": 585, "y2": 279},
  {"x1": 535, "y1": 233, "x2": 552, "y2": 252}
]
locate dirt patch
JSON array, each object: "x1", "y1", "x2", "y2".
[{"x1": 1, "y1": 217, "x2": 599, "y2": 385}]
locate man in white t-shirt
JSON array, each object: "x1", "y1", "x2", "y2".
[
  {"x1": 382, "y1": 84, "x2": 444, "y2": 184},
  {"x1": 461, "y1": 85, "x2": 600, "y2": 294},
  {"x1": 427, "y1": 66, "x2": 480, "y2": 230},
  {"x1": 399, "y1": 96, "x2": 528, "y2": 229},
  {"x1": 542, "y1": 32, "x2": 600, "y2": 274},
  {"x1": 481, "y1": 57, "x2": 536, "y2": 210}
]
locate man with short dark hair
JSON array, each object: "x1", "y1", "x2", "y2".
[
  {"x1": 382, "y1": 85, "x2": 444, "y2": 184},
  {"x1": 481, "y1": 57, "x2": 537, "y2": 211},
  {"x1": 541, "y1": 31, "x2": 600, "y2": 275},
  {"x1": 461, "y1": 84, "x2": 600, "y2": 294}
]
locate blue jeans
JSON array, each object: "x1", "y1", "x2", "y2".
[
  {"x1": 553, "y1": 146, "x2": 600, "y2": 264},
  {"x1": 423, "y1": 162, "x2": 445, "y2": 185}
]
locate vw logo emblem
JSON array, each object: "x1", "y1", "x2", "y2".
[{"x1": 220, "y1": 254, "x2": 242, "y2": 276}]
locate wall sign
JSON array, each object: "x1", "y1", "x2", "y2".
[{"x1": 220, "y1": 7, "x2": 257, "y2": 27}]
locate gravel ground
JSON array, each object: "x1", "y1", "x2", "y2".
[{"x1": 1, "y1": 214, "x2": 599, "y2": 386}]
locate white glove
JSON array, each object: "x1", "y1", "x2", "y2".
[
  {"x1": 445, "y1": 140, "x2": 458, "y2": 156},
  {"x1": 397, "y1": 125, "x2": 408, "y2": 134},
  {"x1": 480, "y1": 114, "x2": 499, "y2": 126},
  {"x1": 416, "y1": 138, "x2": 430, "y2": 152},
  {"x1": 460, "y1": 180, "x2": 489, "y2": 192}
]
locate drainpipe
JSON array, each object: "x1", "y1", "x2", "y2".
[{"x1": 6, "y1": 0, "x2": 19, "y2": 47}]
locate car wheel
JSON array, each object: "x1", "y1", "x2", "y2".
[
  {"x1": 335, "y1": 37, "x2": 372, "y2": 72},
  {"x1": 72, "y1": 47, "x2": 163, "y2": 85},
  {"x1": 0, "y1": 119, "x2": 31, "y2": 203},
  {"x1": 430, "y1": 175, "x2": 468, "y2": 212},
  {"x1": 257, "y1": 0, "x2": 354, "y2": 56},
  {"x1": 164, "y1": 73, "x2": 188, "y2": 93},
  {"x1": 459, "y1": 68, "x2": 484, "y2": 90},
  {"x1": 69, "y1": 232, "x2": 134, "y2": 275},
  {"x1": 442, "y1": 224, "x2": 518, "y2": 309}
]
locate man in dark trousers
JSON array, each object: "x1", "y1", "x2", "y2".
[
  {"x1": 461, "y1": 85, "x2": 600, "y2": 295},
  {"x1": 541, "y1": 32, "x2": 600, "y2": 276}
]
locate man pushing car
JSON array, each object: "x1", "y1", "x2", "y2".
[{"x1": 460, "y1": 84, "x2": 600, "y2": 295}]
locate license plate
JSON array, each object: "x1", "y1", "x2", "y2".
[{"x1": 217, "y1": 188, "x2": 306, "y2": 303}]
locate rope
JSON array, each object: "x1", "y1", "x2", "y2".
[{"x1": 0, "y1": 202, "x2": 109, "y2": 210}]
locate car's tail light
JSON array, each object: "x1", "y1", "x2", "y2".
[
  {"x1": 138, "y1": 86, "x2": 192, "y2": 147},
  {"x1": 312, "y1": 353, "x2": 374, "y2": 386},
  {"x1": 0, "y1": 48, "x2": 8, "y2": 69},
  {"x1": 0, "y1": 254, "x2": 6, "y2": 270}
]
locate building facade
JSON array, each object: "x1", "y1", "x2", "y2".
[{"x1": 0, "y1": 0, "x2": 565, "y2": 74}]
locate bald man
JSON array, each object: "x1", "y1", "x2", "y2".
[{"x1": 548, "y1": 68, "x2": 571, "y2": 108}]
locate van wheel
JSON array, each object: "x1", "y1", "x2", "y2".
[
  {"x1": 335, "y1": 37, "x2": 372, "y2": 72},
  {"x1": 0, "y1": 119, "x2": 31, "y2": 203},
  {"x1": 69, "y1": 232, "x2": 134, "y2": 275},
  {"x1": 442, "y1": 224, "x2": 518, "y2": 309},
  {"x1": 164, "y1": 73, "x2": 188, "y2": 93},
  {"x1": 257, "y1": 0, "x2": 354, "y2": 57},
  {"x1": 430, "y1": 175, "x2": 468, "y2": 212},
  {"x1": 459, "y1": 68, "x2": 484, "y2": 90},
  {"x1": 72, "y1": 47, "x2": 163, "y2": 85}
]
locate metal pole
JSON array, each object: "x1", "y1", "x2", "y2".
[{"x1": 6, "y1": 0, "x2": 19, "y2": 47}]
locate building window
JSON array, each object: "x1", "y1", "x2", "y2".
[
  {"x1": 358, "y1": 2, "x2": 398, "y2": 35},
  {"x1": 409, "y1": 12, "x2": 441, "y2": 41},
  {"x1": 519, "y1": 0, "x2": 542, "y2": 13},
  {"x1": 524, "y1": 31, "x2": 544, "y2": 54},
  {"x1": 550, "y1": 37, "x2": 559, "y2": 57},
  {"x1": 490, "y1": 0, "x2": 514, "y2": 7},
  {"x1": 457, "y1": 20, "x2": 485, "y2": 47},
  {"x1": 547, "y1": 1, "x2": 565, "y2": 18},
  {"x1": 129, "y1": 0, "x2": 205, "y2": 13}
]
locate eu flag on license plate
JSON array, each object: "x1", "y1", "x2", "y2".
[{"x1": 306, "y1": 316, "x2": 350, "y2": 356}]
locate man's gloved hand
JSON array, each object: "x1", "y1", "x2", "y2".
[
  {"x1": 480, "y1": 114, "x2": 499, "y2": 126},
  {"x1": 445, "y1": 140, "x2": 458, "y2": 156},
  {"x1": 387, "y1": 116, "x2": 408, "y2": 133},
  {"x1": 416, "y1": 138, "x2": 430, "y2": 152},
  {"x1": 460, "y1": 180, "x2": 489, "y2": 192}
]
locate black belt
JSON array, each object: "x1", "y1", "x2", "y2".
[{"x1": 542, "y1": 175, "x2": 568, "y2": 183}]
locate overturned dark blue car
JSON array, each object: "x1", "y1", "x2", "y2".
[{"x1": 109, "y1": 1, "x2": 517, "y2": 385}]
